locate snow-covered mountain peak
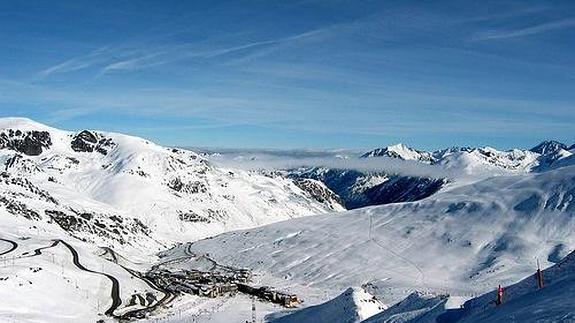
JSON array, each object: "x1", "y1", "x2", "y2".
[
  {"x1": 361, "y1": 143, "x2": 433, "y2": 163},
  {"x1": 0, "y1": 118, "x2": 342, "y2": 247},
  {"x1": 530, "y1": 140, "x2": 569, "y2": 155},
  {"x1": 0, "y1": 117, "x2": 62, "y2": 132},
  {"x1": 359, "y1": 141, "x2": 574, "y2": 175}
]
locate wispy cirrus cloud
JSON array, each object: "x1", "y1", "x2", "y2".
[
  {"x1": 474, "y1": 17, "x2": 575, "y2": 40},
  {"x1": 34, "y1": 24, "x2": 339, "y2": 79},
  {"x1": 36, "y1": 47, "x2": 114, "y2": 79},
  {"x1": 100, "y1": 26, "x2": 338, "y2": 74}
]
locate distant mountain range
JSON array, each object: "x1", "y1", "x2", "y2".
[{"x1": 284, "y1": 140, "x2": 574, "y2": 209}]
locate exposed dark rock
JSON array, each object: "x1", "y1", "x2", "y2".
[
  {"x1": 79, "y1": 213, "x2": 93, "y2": 220},
  {"x1": 168, "y1": 177, "x2": 184, "y2": 192},
  {"x1": 293, "y1": 179, "x2": 343, "y2": 208},
  {"x1": 44, "y1": 209, "x2": 150, "y2": 245},
  {"x1": 530, "y1": 140, "x2": 568, "y2": 154},
  {"x1": 167, "y1": 178, "x2": 207, "y2": 194},
  {"x1": 1, "y1": 174, "x2": 58, "y2": 204},
  {"x1": 0, "y1": 197, "x2": 41, "y2": 220},
  {"x1": 45, "y1": 210, "x2": 79, "y2": 230},
  {"x1": 70, "y1": 130, "x2": 115, "y2": 155},
  {"x1": 205, "y1": 209, "x2": 228, "y2": 221},
  {"x1": 0, "y1": 130, "x2": 52, "y2": 156},
  {"x1": 178, "y1": 210, "x2": 211, "y2": 223}
]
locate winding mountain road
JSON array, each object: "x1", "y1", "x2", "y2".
[
  {"x1": 12, "y1": 239, "x2": 122, "y2": 317},
  {"x1": 56, "y1": 240, "x2": 122, "y2": 316},
  {"x1": 100, "y1": 246, "x2": 175, "y2": 319},
  {"x1": 0, "y1": 238, "x2": 18, "y2": 256}
]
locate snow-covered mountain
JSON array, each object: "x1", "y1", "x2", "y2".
[
  {"x1": 171, "y1": 163, "x2": 575, "y2": 320},
  {"x1": 1, "y1": 117, "x2": 573, "y2": 322},
  {"x1": 0, "y1": 118, "x2": 342, "y2": 247},
  {"x1": 286, "y1": 167, "x2": 446, "y2": 209},
  {"x1": 361, "y1": 144, "x2": 434, "y2": 163},
  {"x1": 363, "y1": 142, "x2": 573, "y2": 173},
  {"x1": 286, "y1": 142, "x2": 570, "y2": 210},
  {"x1": 254, "y1": 142, "x2": 573, "y2": 210}
]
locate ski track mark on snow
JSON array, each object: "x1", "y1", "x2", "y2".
[{"x1": 368, "y1": 213, "x2": 428, "y2": 290}]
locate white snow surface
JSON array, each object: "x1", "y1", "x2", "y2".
[
  {"x1": 0, "y1": 118, "x2": 341, "y2": 246},
  {"x1": 0, "y1": 117, "x2": 342, "y2": 322},
  {"x1": 1, "y1": 117, "x2": 574, "y2": 323},
  {"x1": 170, "y1": 164, "x2": 575, "y2": 316},
  {"x1": 458, "y1": 250, "x2": 575, "y2": 322},
  {"x1": 268, "y1": 287, "x2": 387, "y2": 323}
]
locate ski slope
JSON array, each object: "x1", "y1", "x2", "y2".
[
  {"x1": 458, "y1": 250, "x2": 575, "y2": 322},
  {"x1": 171, "y1": 164, "x2": 575, "y2": 313}
]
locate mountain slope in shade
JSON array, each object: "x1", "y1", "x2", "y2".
[
  {"x1": 362, "y1": 292, "x2": 449, "y2": 323},
  {"x1": 530, "y1": 140, "x2": 569, "y2": 154},
  {"x1": 286, "y1": 167, "x2": 446, "y2": 209},
  {"x1": 268, "y1": 287, "x2": 387, "y2": 323},
  {"x1": 458, "y1": 250, "x2": 575, "y2": 323}
]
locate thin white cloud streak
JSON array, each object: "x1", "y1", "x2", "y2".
[
  {"x1": 223, "y1": 19, "x2": 372, "y2": 67},
  {"x1": 35, "y1": 14, "x2": 377, "y2": 78},
  {"x1": 474, "y1": 17, "x2": 575, "y2": 40},
  {"x1": 99, "y1": 40, "x2": 277, "y2": 73},
  {"x1": 209, "y1": 153, "x2": 455, "y2": 179},
  {"x1": 36, "y1": 47, "x2": 114, "y2": 79},
  {"x1": 99, "y1": 26, "x2": 335, "y2": 74}
]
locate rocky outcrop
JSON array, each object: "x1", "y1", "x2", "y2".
[
  {"x1": 0, "y1": 129, "x2": 52, "y2": 156},
  {"x1": 71, "y1": 130, "x2": 115, "y2": 155},
  {"x1": 293, "y1": 179, "x2": 343, "y2": 209}
]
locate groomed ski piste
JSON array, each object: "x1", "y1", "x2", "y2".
[{"x1": 0, "y1": 117, "x2": 574, "y2": 322}]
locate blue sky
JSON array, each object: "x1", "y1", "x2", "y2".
[{"x1": 0, "y1": 0, "x2": 574, "y2": 150}]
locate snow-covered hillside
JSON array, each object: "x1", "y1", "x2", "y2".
[
  {"x1": 0, "y1": 118, "x2": 342, "y2": 247},
  {"x1": 268, "y1": 287, "x2": 387, "y2": 323},
  {"x1": 1, "y1": 117, "x2": 573, "y2": 323},
  {"x1": 458, "y1": 249, "x2": 575, "y2": 322},
  {"x1": 0, "y1": 117, "x2": 345, "y2": 322},
  {"x1": 170, "y1": 164, "x2": 575, "y2": 318}
]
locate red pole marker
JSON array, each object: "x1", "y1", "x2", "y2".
[
  {"x1": 496, "y1": 285, "x2": 504, "y2": 305},
  {"x1": 536, "y1": 259, "x2": 544, "y2": 289}
]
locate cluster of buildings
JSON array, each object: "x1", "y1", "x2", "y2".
[
  {"x1": 145, "y1": 265, "x2": 299, "y2": 308},
  {"x1": 146, "y1": 267, "x2": 251, "y2": 298}
]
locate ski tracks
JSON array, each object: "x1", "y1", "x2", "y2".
[{"x1": 368, "y1": 212, "x2": 428, "y2": 290}]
